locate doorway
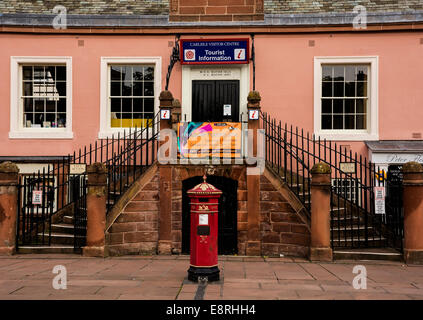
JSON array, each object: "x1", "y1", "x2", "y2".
[
  {"x1": 182, "y1": 176, "x2": 238, "y2": 255},
  {"x1": 191, "y1": 80, "x2": 240, "y2": 122}
]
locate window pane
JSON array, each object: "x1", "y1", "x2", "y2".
[
  {"x1": 144, "y1": 82, "x2": 154, "y2": 96},
  {"x1": 357, "y1": 82, "x2": 367, "y2": 97},
  {"x1": 144, "y1": 67, "x2": 154, "y2": 80},
  {"x1": 345, "y1": 115, "x2": 355, "y2": 129},
  {"x1": 56, "y1": 66, "x2": 66, "y2": 81},
  {"x1": 133, "y1": 66, "x2": 143, "y2": 81},
  {"x1": 23, "y1": 82, "x2": 32, "y2": 96},
  {"x1": 45, "y1": 66, "x2": 56, "y2": 81},
  {"x1": 56, "y1": 82, "x2": 66, "y2": 96},
  {"x1": 322, "y1": 99, "x2": 332, "y2": 113},
  {"x1": 24, "y1": 113, "x2": 33, "y2": 126},
  {"x1": 345, "y1": 99, "x2": 355, "y2": 113},
  {"x1": 57, "y1": 113, "x2": 66, "y2": 127},
  {"x1": 345, "y1": 82, "x2": 355, "y2": 97},
  {"x1": 110, "y1": 98, "x2": 121, "y2": 113},
  {"x1": 333, "y1": 99, "x2": 343, "y2": 113},
  {"x1": 322, "y1": 82, "x2": 332, "y2": 97},
  {"x1": 322, "y1": 115, "x2": 332, "y2": 129},
  {"x1": 356, "y1": 115, "x2": 366, "y2": 129},
  {"x1": 24, "y1": 98, "x2": 33, "y2": 112},
  {"x1": 111, "y1": 82, "x2": 121, "y2": 96},
  {"x1": 333, "y1": 82, "x2": 344, "y2": 97},
  {"x1": 122, "y1": 66, "x2": 132, "y2": 82},
  {"x1": 333, "y1": 115, "x2": 343, "y2": 129},
  {"x1": 144, "y1": 98, "x2": 154, "y2": 113},
  {"x1": 356, "y1": 66, "x2": 368, "y2": 81},
  {"x1": 35, "y1": 99, "x2": 44, "y2": 112},
  {"x1": 34, "y1": 67, "x2": 45, "y2": 80},
  {"x1": 322, "y1": 66, "x2": 332, "y2": 81},
  {"x1": 133, "y1": 98, "x2": 142, "y2": 113},
  {"x1": 46, "y1": 100, "x2": 55, "y2": 112},
  {"x1": 34, "y1": 113, "x2": 44, "y2": 125},
  {"x1": 345, "y1": 66, "x2": 355, "y2": 82},
  {"x1": 333, "y1": 66, "x2": 344, "y2": 81},
  {"x1": 111, "y1": 66, "x2": 122, "y2": 81},
  {"x1": 356, "y1": 99, "x2": 366, "y2": 113},
  {"x1": 122, "y1": 98, "x2": 132, "y2": 113},
  {"x1": 122, "y1": 81, "x2": 132, "y2": 96},
  {"x1": 45, "y1": 113, "x2": 56, "y2": 125},
  {"x1": 57, "y1": 98, "x2": 66, "y2": 112},
  {"x1": 133, "y1": 82, "x2": 142, "y2": 96},
  {"x1": 23, "y1": 66, "x2": 33, "y2": 80}
]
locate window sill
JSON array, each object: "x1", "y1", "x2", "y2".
[
  {"x1": 314, "y1": 131, "x2": 379, "y2": 141},
  {"x1": 9, "y1": 130, "x2": 74, "y2": 139},
  {"x1": 98, "y1": 128, "x2": 156, "y2": 140}
]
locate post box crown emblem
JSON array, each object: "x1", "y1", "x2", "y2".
[{"x1": 187, "y1": 175, "x2": 222, "y2": 195}]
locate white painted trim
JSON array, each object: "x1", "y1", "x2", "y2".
[
  {"x1": 9, "y1": 56, "x2": 73, "y2": 139},
  {"x1": 99, "y1": 56, "x2": 162, "y2": 139},
  {"x1": 313, "y1": 56, "x2": 379, "y2": 141},
  {"x1": 181, "y1": 64, "x2": 250, "y2": 122}
]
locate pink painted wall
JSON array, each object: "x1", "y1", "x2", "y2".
[{"x1": 0, "y1": 31, "x2": 422, "y2": 159}]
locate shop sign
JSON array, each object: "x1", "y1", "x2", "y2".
[
  {"x1": 180, "y1": 39, "x2": 249, "y2": 65},
  {"x1": 70, "y1": 163, "x2": 86, "y2": 175},
  {"x1": 340, "y1": 162, "x2": 355, "y2": 174}
]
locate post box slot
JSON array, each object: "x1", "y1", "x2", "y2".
[
  {"x1": 197, "y1": 225, "x2": 210, "y2": 236},
  {"x1": 199, "y1": 198, "x2": 209, "y2": 202}
]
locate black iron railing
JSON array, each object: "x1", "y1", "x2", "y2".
[
  {"x1": 261, "y1": 112, "x2": 403, "y2": 251},
  {"x1": 17, "y1": 112, "x2": 160, "y2": 251}
]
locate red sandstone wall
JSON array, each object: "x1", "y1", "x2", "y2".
[
  {"x1": 107, "y1": 173, "x2": 160, "y2": 255},
  {"x1": 260, "y1": 175, "x2": 310, "y2": 257}
]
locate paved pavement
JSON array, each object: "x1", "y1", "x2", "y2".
[{"x1": 0, "y1": 255, "x2": 423, "y2": 300}]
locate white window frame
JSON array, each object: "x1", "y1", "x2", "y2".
[
  {"x1": 10, "y1": 57, "x2": 73, "y2": 139},
  {"x1": 314, "y1": 56, "x2": 378, "y2": 141},
  {"x1": 99, "y1": 57, "x2": 162, "y2": 139}
]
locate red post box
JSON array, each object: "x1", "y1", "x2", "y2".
[{"x1": 187, "y1": 175, "x2": 222, "y2": 282}]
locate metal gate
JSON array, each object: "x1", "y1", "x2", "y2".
[{"x1": 16, "y1": 165, "x2": 87, "y2": 252}]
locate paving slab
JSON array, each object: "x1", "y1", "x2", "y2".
[{"x1": 0, "y1": 255, "x2": 423, "y2": 300}]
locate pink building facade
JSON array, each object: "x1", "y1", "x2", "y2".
[{"x1": 1, "y1": 11, "x2": 422, "y2": 173}]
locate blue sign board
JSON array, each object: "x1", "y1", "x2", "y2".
[{"x1": 180, "y1": 39, "x2": 249, "y2": 65}]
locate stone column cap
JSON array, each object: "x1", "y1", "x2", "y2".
[
  {"x1": 159, "y1": 90, "x2": 174, "y2": 108},
  {"x1": 311, "y1": 162, "x2": 331, "y2": 174},
  {"x1": 0, "y1": 161, "x2": 19, "y2": 174},
  {"x1": 247, "y1": 91, "x2": 261, "y2": 108}
]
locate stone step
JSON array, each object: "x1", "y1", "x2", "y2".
[
  {"x1": 50, "y1": 223, "x2": 74, "y2": 234},
  {"x1": 17, "y1": 245, "x2": 75, "y2": 254},
  {"x1": 63, "y1": 215, "x2": 74, "y2": 224},
  {"x1": 332, "y1": 237, "x2": 387, "y2": 247},
  {"x1": 37, "y1": 232, "x2": 74, "y2": 245},
  {"x1": 334, "y1": 248, "x2": 403, "y2": 261},
  {"x1": 331, "y1": 226, "x2": 375, "y2": 238}
]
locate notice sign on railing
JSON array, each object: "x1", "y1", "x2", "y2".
[
  {"x1": 180, "y1": 39, "x2": 249, "y2": 65},
  {"x1": 178, "y1": 122, "x2": 242, "y2": 159}
]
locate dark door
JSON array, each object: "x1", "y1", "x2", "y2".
[
  {"x1": 182, "y1": 176, "x2": 238, "y2": 255},
  {"x1": 192, "y1": 80, "x2": 240, "y2": 122}
]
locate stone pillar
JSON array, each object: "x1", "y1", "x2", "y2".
[
  {"x1": 0, "y1": 162, "x2": 19, "y2": 256},
  {"x1": 309, "y1": 162, "x2": 333, "y2": 261},
  {"x1": 403, "y1": 162, "x2": 423, "y2": 264},
  {"x1": 246, "y1": 91, "x2": 261, "y2": 256},
  {"x1": 158, "y1": 90, "x2": 174, "y2": 254},
  {"x1": 83, "y1": 163, "x2": 107, "y2": 257}
]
